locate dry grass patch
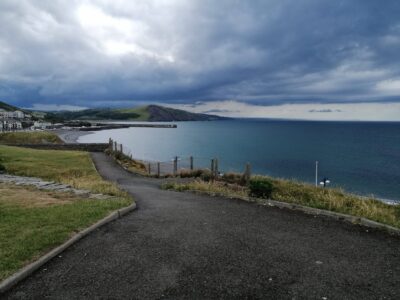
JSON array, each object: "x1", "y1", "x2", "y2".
[
  {"x1": 0, "y1": 145, "x2": 128, "y2": 197},
  {"x1": 163, "y1": 175, "x2": 400, "y2": 229},
  {"x1": 163, "y1": 180, "x2": 249, "y2": 200},
  {"x1": 105, "y1": 149, "x2": 147, "y2": 175},
  {"x1": 0, "y1": 183, "x2": 78, "y2": 208},
  {"x1": 0, "y1": 131, "x2": 63, "y2": 145}
]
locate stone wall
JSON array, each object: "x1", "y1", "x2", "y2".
[{"x1": 2, "y1": 143, "x2": 109, "y2": 152}]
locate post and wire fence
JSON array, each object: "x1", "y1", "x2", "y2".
[
  {"x1": 107, "y1": 138, "x2": 254, "y2": 181},
  {"x1": 108, "y1": 138, "x2": 329, "y2": 187}
]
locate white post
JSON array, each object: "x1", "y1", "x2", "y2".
[{"x1": 315, "y1": 161, "x2": 318, "y2": 187}]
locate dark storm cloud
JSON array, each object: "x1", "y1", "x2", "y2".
[{"x1": 0, "y1": 0, "x2": 400, "y2": 108}]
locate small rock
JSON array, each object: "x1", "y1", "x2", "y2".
[{"x1": 315, "y1": 261, "x2": 323, "y2": 265}]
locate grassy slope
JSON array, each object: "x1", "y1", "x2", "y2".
[
  {"x1": 163, "y1": 175, "x2": 400, "y2": 229},
  {"x1": 0, "y1": 145, "x2": 126, "y2": 196},
  {"x1": 0, "y1": 101, "x2": 19, "y2": 112},
  {"x1": 56, "y1": 107, "x2": 149, "y2": 121},
  {"x1": 0, "y1": 146, "x2": 132, "y2": 280},
  {"x1": 0, "y1": 131, "x2": 64, "y2": 145},
  {"x1": 51, "y1": 104, "x2": 224, "y2": 121},
  {"x1": 115, "y1": 106, "x2": 150, "y2": 121}
]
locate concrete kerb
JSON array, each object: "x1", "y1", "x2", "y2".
[
  {"x1": 258, "y1": 198, "x2": 400, "y2": 235},
  {"x1": 184, "y1": 189, "x2": 400, "y2": 236},
  {"x1": 0, "y1": 202, "x2": 136, "y2": 295}
]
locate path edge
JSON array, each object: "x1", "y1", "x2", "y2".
[
  {"x1": 183, "y1": 189, "x2": 400, "y2": 236},
  {"x1": 0, "y1": 202, "x2": 136, "y2": 295}
]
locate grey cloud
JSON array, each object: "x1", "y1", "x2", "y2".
[
  {"x1": 201, "y1": 109, "x2": 239, "y2": 114},
  {"x1": 0, "y1": 0, "x2": 400, "y2": 108},
  {"x1": 309, "y1": 109, "x2": 342, "y2": 113}
]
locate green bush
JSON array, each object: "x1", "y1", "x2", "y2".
[
  {"x1": 249, "y1": 178, "x2": 274, "y2": 198},
  {"x1": 0, "y1": 163, "x2": 5, "y2": 172},
  {"x1": 200, "y1": 170, "x2": 212, "y2": 181}
]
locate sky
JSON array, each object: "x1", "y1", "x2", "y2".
[{"x1": 1, "y1": 0, "x2": 400, "y2": 120}]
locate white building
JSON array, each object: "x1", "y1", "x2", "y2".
[
  {"x1": 14, "y1": 110, "x2": 25, "y2": 119},
  {"x1": 32, "y1": 121, "x2": 52, "y2": 130},
  {"x1": 0, "y1": 109, "x2": 25, "y2": 119},
  {"x1": 0, "y1": 120, "x2": 22, "y2": 131}
]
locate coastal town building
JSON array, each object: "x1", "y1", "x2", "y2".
[
  {"x1": 32, "y1": 121, "x2": 53, "y2": 130},
  {"x1": 0, "y1": 120, "x2": 22, "y2": 131},
  {"x1": 0, "y1": 108, "x2": 29, "y2": 132},
  {"x1": 0, "y1": 109, "x2": 26, "y2": 119}
]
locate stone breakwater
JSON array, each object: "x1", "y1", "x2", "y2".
[{"x1": 0, "y1": 174, "x2": 110, "y2": 199}]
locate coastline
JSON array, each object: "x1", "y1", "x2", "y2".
[
  {"x1": 52, "y1": 129, "x2": 93, "y2": 144},
  {"x1": 52, "y1": 127, "x2": 399, "y2": 205}
]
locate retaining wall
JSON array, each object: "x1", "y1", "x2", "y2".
[{"x1": 1, "y1": 143, "x2": 109, "y2": 152}]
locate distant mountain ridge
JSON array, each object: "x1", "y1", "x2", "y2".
[{"x1": 52, "y1": 104, "x2": 228, "y2": 122}]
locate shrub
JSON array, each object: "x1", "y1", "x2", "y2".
[
  {"x1": 177, "y1": 169, "x2": 199, "y2": 178},
  {"x1": 0, "y1": 163, "x2": 5, "y2": 173},
  {"x1": 248, "y1": 177, "x2": 274, "y2": 199},
  {"x1": 221, "y1": 172, "x2": 242, "y2": 184},
  {"x1": 200, "y1": 170, "x2": 212, "y2": 181}
]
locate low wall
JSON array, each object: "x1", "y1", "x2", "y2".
[{"x1": 1, "y1": 143, "x2": 109, "y2": 152}]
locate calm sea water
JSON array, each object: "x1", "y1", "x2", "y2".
[{"x1": 79, "y1": 119, "x2": 400, "y2": 202}]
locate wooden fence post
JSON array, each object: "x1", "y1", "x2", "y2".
[
  {"x1": 109, "y1": 138, "x2": 112, "y2": 150},
  {"x1": 173, "y1": 156, "x2": 178, "y2": 175},
  {"x1": 114, "y1": 141, "x2": 117, "y2": 152},
  {"x1": 120, "y1": 144, "x2": 123, "y2": 154},
  {"x1": 244, "y1": 163, "x2": 251, "y2": 185},
  {"x1": 214, "y1": 158, "x2": 219, "y2": 178},
  {"x1": 211, "y1": 159, "x2": 215, "y2": 182},
  {"x1": 157, "y1": 162, "x2": 160, "y2": 177},
  {"x1": 190, "y1": 156, "x2": 194, "y2": 170},
  {"x1": 148, "y1": 163, "x2": 151, "y2": 175}
]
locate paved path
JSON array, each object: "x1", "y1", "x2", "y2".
[{"x1": 4, "y1": 153, "x2": 400, "y2": 299}]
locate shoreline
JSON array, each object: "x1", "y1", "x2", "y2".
[
  {"x1": 52, "y1": 128, "x2": 400, "y2": 205},
  {"x1": 52, "y1": 129, "x2": 93, "y2": 144}
]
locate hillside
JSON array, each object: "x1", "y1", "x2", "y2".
[
  {"x1": 0, "y1": 100, "x2": 227, "y2": 122},
  {"x1": 0, "y1": 101, "x2": 19, "y2": 112},
  {"x1": 53, "y1": 105, "x2": 227, "y2": 122}
]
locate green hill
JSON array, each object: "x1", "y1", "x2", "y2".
[
  {"x1": 53, "y1": 105, "x2": 227, "y2": 122},
  {"x1": 0, "y1": 101, "x2": 19, "y2": 112},
  {"x1": 0, "y1": 100, "x2": 228, "y2": 122}
]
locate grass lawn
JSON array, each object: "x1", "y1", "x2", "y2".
[
  {"x1": 0, "y1": 131, "x2": 64, "y2": 145},
  {"x1": 163, "y1": 175, "x2": 400, "y2": 229},
  {"x1": 0, "y1": 145, "x2": 133, "y2": 281},
  {"x1": 0, "y1": 145, "x2": 125, "y2": 196}
]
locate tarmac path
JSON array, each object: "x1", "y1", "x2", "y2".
[{"x1": 4, "y1": 153, "x2": 400, "y2": 299}]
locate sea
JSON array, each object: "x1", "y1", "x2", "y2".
[{"x1": 78, "y1": 119, "x2": 400, "y2": 203}]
